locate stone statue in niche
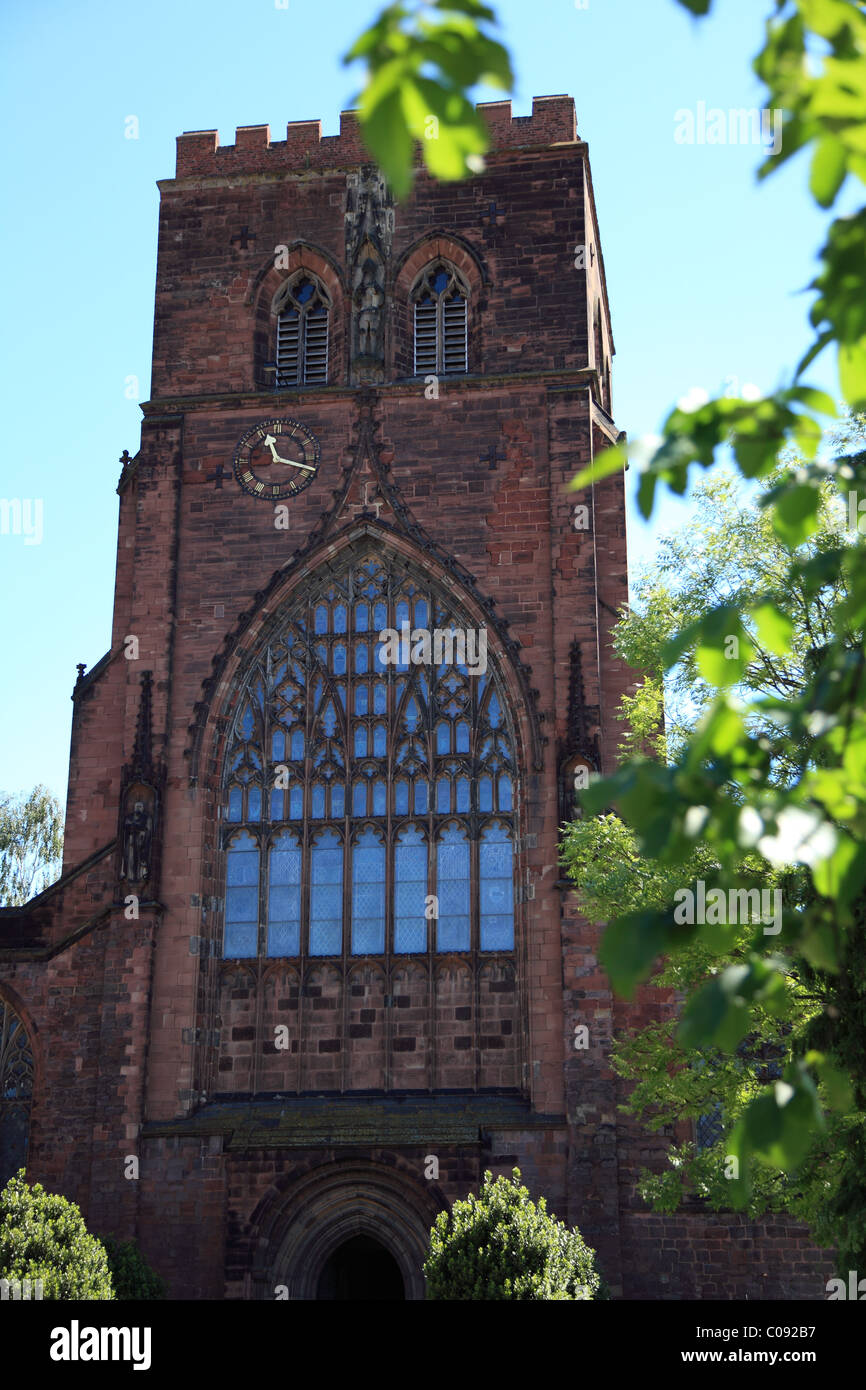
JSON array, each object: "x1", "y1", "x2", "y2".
[
  {"x1": 345, "y1": 165, "x2": 393, "y2": 384},
  {"x1": 356, "y1": 258, "x2": 385, "y2": 359},
  {"x1": 121, "y1": 785, "x2": 154, "y2": 883}
]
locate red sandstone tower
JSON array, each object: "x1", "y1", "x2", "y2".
[{"x1": 0, "y1": 98, "x2": 822, "y2": 1299}]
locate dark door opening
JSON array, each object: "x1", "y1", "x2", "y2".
[{"x1": 316, "y1": 1234, "x2": 406, "y2": 1301}]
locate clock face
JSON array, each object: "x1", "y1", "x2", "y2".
[{"x1": 232, "y1": 418, "x2": 320, "y2": 500}]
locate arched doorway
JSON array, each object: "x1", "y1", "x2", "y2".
[{"x1": 316, "y1": 1234, "x2": 405, "y2": 1301}]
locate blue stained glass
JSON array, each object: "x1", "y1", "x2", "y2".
[
  {"x1": 395, "y1": 780, "x2": 409, "y2": 815},
  {"x1": 226, "y1": 886, "x2": 257, "y2": 921},
  {"x1": 322, "y1": 702, "x2": 337, "y2": 737},
  {"x1": 312, "y1": 785, "x2": 325, "y2": 818},
  {"x1": 289, "y1": 786, "x2": 304, "y2": 819},
  {"x1": 437, "y1": 826, "x2": 470, "y2": 951},
  {"x1": 355, "y1": 603, "x2": 369, "y2": 632},
  {"x1": 479, "y1": 776, "x2": 493, "y2": 811},
  {"x1": 355, "y1": 684, "x2": 369, "y2": 715},
  {"x1": 488, "y1": 693, "x2": 501, "y2": 728},
  {"x1": 373, "y1": 725, "x2": 387, "y2": 756},
  {"x1": 224, "y1": 922, "x2": 257, "y2": 957},
  {"x1": 396, "y1": 600, "x2": 409, "y2": 627},
  {"x1": 353, "y1": 782, "x2": 366, "y2": 815},
  {"x1": 296, "y1": 279, "x2": 315, "y2": 303},
  {"x1": 334, "y1": 604, "x2": 347, "y2": 633},
  {"x1": 432, "y1": 269, "x2": 449, "y2": 293},
  {"x1": 480, "y1": 825, "x2": 514, "y2": 950},
  {"x1": 374, "y1": 683, "x2": 387, "y2": 713},
  {"x1": 291, "y1": 730, "x2": 304, "y2": 760},
  {"x1": 375, "y1": 640, "x2": 389, "y2": 673},
  {"x1": 415, "y1": 598, "x2": 428, "y2": 628},
  {"x1": 332, "y1": 783, "x2": 345, "y2": 817},
  {"x1": 436, "y1": 722, "x2": 450, "y2": 754},
  {"x1": 456, "y1": 778, "x2": 470, "y2": 812},
  {"x1": 436, "y1": 778, "x2": 450, "y2": 813},
  {"x1": 270, "y1": 832, "x2": 301, "y2": 881},
  {"x1": 499, "y1": 775, "x2": 513, "y2": 811},
  {"x1": 456, "y1": 722, "x2": 470, "y2": 753},
  {"x1": 240, "y1": 705, "x2": 255, "y2": 739},
  {"x1": 372, "y1": 782, "x2": 386, "y2": 815},
  {"x1": 269, "y1": 884, "x2": 301, "y2": 919},
  {"x1": 354, "y1": 726, "x2": 368, "y2": 757},
  {"x1": 337, "y1": 687, "x2": 346, "y2": 709},
  {"x1": 310, "y1": 829, "x2": 343, "y2": 955},
  {"x1": 351, "y1": 829, "x2": 385, "y2": 954},
  {"x1": 356, "y1": 644, "x2": 369, "y2": 674},
  {"x1": 395, "y1": 826, "x2": 427, "y2": 953},
  {"x1": 227, "y1": 785, "x2": 242, "y2": 821},
  {"x1": 272, "y1": 731, "x2": 286, "y2": 761},
  {"x1": 270, "y1": 788, "x2": 284, "y2": 819},
  {"x1": 373, "y1": 602, "x2": 387, "y2": 630},
  {"x1": 248, "y1": 785, "x2": 262, "y2": 820},
  {"x1": 226, "y1": 832, "x2": 258, "y2": 882},
  {"x1": 267, "y1": 922, "x2": 300, "y2": 956},
  {"x1": 405, "y1": 699, "x2": 420, "y2": 733},
  {"x1": 414, "y1": 780, "x2": 428, "y2": 814},
  {"x1": 333, "y1": 645, "x2": 347, "y2": 674},
  {"x1": 315, "y1": 605, "x2": 328, "y2": 634}
]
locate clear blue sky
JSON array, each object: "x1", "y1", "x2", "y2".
[{"x1": 0, "y1": 0, "x2": 847, "y2": 809}]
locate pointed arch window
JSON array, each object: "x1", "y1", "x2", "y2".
[
  {"x1": 412, "y1": 263, "x2": 468, "y2": 376},
  {"x1": 273, "y1": 273, "x2": 330, "y2": 386},
  {"x1": 219, "y1": 549, "x2": 517, "y2": 963},
  {"x1": 0, "y1": 999, "x2": 33, "y2": 1188}
]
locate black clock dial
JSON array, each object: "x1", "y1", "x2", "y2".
[{"x1": 232, "y1": 418, "x2": 320, "y2": 500}]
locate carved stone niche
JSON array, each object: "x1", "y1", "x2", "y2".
[
  {"x1": 119, "y1": 780, "x2": 158, "y2": 889},
  {"x1": 559, "y1": 754, "x2": 595, "y2": 825},
  {"x1": 345, "y1": 165, "x2": 393, "y2": 386}
]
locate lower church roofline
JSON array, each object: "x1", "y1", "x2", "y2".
[{"x1": 142, "y1": 1093, "x2": 566, "y2": 1150}]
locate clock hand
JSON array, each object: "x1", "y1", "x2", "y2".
[{"x1": 261, "y1": 432, "x2": 316, "y2": 472}]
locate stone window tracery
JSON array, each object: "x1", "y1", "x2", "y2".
[{"x1": 221, "y1": 549, "x2": 516, "y2": 962}]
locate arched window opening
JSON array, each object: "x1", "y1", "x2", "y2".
[
  {"x1": 412, "y1": 263, "x2": 468, "y2": 376},
  {"x1": 219, "y1": 549, "x2": 518, "y2": 963},
  {"x1": 273, "y1": 274, "x2": 330, "y2": 386},
  {"x1": 0, "y1": 1000, "x2": 33, "y2": 1188}
]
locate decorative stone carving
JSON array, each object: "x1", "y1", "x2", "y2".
[{"x1": 345, "y1": 165, "x2": 393, "y2": 384}]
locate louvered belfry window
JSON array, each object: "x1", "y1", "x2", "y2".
[
  {"x1": 412, "y1": 264, "x2": 468, "y2": 375},
  {"x1": 220, "y1": 548, "x2": 517, "y2": 963},
  {"x1": 275, "y1": 275, "x2": 330, "y2": 387}
]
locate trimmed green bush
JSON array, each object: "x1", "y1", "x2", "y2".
[
  {"x1": 0, "y1": 1169, "x2": 113, "y2": 1299},
  {"x1": 424, "y1": 1167, "x2": 606, "y2": 1300},
  {"x1": 99, "y1": 1235, "x2": 166, "y2": 1300}
]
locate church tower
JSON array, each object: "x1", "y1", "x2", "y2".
[{"x1": 2, "y1": 97, "x2": 821, "y2": 1301}]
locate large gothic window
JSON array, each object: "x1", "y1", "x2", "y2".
[
  {"x1": 273, "y1": 273, "x2": 330, "y2": 386},
  {"x1": 0, "y1": 1000, "x2": 33, "y2": 1187},
  {"x1": 221, "y1": 549, "x2": 516, "y2": 963},
  {"x1": 412, "y1": 262, "x2": 468, "y2": 376}
]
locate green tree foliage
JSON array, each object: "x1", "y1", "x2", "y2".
[
  {"x1": 98, "y1": 1235, "x2": 166, "y2": 1301},
  {"x1": 567, "y1": 0, "x2": 866, "y2": 1219},
  {"x1": 0, "y1": 1170, "x2": 113, "y2": 1300},
  {"x1": 0, "y1": 785, "x2": 63, "y2": 907},
  {"x1": 344, "y1": 0, "x2": 513, "y2": 198},
  {"x1": 424, "y1": 1168, "x2": 605, "y2": 1299},
  {"x1": 562, "y1": 456, "x2": 866, "y2": 1268}
]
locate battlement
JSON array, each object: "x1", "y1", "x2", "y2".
[{"x1": 174, "y1": 95, "x2": 577, "y2": 180}]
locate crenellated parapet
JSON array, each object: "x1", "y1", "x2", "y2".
[{"x1": 174, "y1": 95, "x2": 577, "y2": 179}]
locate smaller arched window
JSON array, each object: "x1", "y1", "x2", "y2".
[
  {"x1": 412, "y1": 263, "x2": 468, "y2": 376},
  {"x1": 0, "y1": 999, "x2": 34, "y2": 1188},
  {"x1": 273, "y1": 274, "x2": 330, "y2": 386}
]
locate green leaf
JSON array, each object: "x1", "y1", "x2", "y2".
[
  {"x1": 810, "y1": 136, "x2": 848, "y2": 208},
  {"x1": 569, "y1": 441, "x2": 627, "y2": 491},
  {"x1": 675, "y1": 0, "x2": 712, "y2": 12},
  {"x1": 600, "y1": 908, "x2": 683, "y2": 999},
  {"x1": 751, "y1": 602, "x2": 794, "y2": 656},
  {"x1": 839, "y1": 336, "x2": 866, "y2": 411},
  {"x1": 770, "y1": 481, "x2": 821, "y2": 547}
]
